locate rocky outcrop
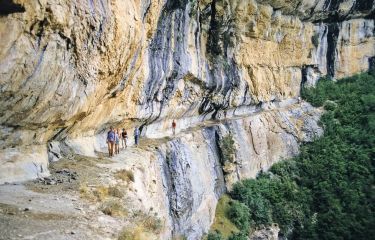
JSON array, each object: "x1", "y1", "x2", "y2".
[
  {"x1": 0, "y1": 0, "x2": 373, "y2": 239},
  {"x1": 250, "y1": 224, "x2": 280, "y2": 240},
  {"x1": 0, "y1": 0, "x2": 373, "y2": 154},
  {"x1": 116, "y1": 102, "x2": 321, "y2": 240}
]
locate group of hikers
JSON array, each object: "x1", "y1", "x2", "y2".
[
  {"x1": 106, "y1": 120, "x2": 176, "y2": 157},
  {"x1": 105, "y1": 127, "x2": 132, "y2": 157}
]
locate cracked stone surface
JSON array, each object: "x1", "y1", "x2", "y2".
[{"x1": 0, "y1": 0, "x2": 373, "y2": 239}]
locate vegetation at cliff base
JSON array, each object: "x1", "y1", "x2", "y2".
[
  {"x1": 209, "y1": 195, "x2": 240, "y2": 238},
  {"x1": 211, "y1": 72, "x2": 375, "y2": 239}
]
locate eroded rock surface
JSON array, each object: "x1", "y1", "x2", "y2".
[
  {"x1": 0, "y1": 0, "x2": 374, "y2": 239},
  {"x1": 0, "y1": 0, "x2": 373, "y2": 160},
  {"x1": 0, "y1": 101, "x2": 322, "y2": 240}
]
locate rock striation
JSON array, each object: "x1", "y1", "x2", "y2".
[
  {"x1": 152, "y1": 102, "x2": 322, "y2": 239},
  {"x1": 0, "y1": 0, "x2": 374, "y2": 239}
]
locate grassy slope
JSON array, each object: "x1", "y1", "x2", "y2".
[{"x1": 209, "y1": 195, "x2": 240, "y2": 238}]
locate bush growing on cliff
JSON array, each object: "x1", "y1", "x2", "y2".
[
  {"x1": 230, "y1": 174, "x2": 307, "y2": 235},
  {"x1": 227, "y1": 200, "x2": 250, "y2": 231},
  {"x1": 219, "y1": 133, "x2": 236, "y2": 164},
  {"x1": 224, "y1": 73, "x2": 375, "y2": 239},
  {"x1": 207, "y1": 231, "x2": 224, "y2": 240},
  {"x1": 301, "y1": 77, "x2": 336, "y2": 107},
  {"x1": 209, "y1": 194, "x2": 240, "y2": 239},
  {"x1": 227, "y1": 232, "x2": 247, "y2": 240}
]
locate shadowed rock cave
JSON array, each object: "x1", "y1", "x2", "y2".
[{"x1": 0, "y1": 0, "x2": 25, "y2": 16}]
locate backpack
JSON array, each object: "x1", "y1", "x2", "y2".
[{"x1": 107, "y1": 131, "x2": 115, "y2": 142}]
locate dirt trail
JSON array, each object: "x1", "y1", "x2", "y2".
[
  {"x1": 0, "y1": 153, "x2": 131, "y2": 240},
  {"x1": 0, "y1": 135, "x2": 170, "y2": 240},
  {"x1": 0, "y1": 101, "x2": 303, "y2": 240}
]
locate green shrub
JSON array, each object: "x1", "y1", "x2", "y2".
[
  {"x1": 226, "y1": 73, "x2": 375, "y2": 239},
  {"x1": 227, "y1": 200, "x2": 250, "y2": 231},
  {"x1": 219, "y1": 134, "x2": 236, "y2": 164},
  {"x1": 227, "y1": 232, "x2": 248, "y2": 240},
  {"x1": 230, "y1": 181, "x2": 272, "y2": 226},
  {"x1": 207, "y1": 231, "x2": 224, "y2": 240},
  {"x1": 323, "y1": 100, "x2": 337, "y2": 111},
  {"x1": 210, "y1": 194, "x2": 240, "y2": 238}
]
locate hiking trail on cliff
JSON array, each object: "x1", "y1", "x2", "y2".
[{"x1": 0, "y1": 100, "x2": 321, "y2": 240}]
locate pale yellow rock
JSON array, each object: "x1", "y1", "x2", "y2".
[
  {"x1": 335, "y1": 19, "x2": 375, "y2": 78},
  {"x1": 0, "y1": 1, "x2": 373, "y2": 239},
  {"x1": 0, "y1": 0, "x2": 373, "y2": 211},
  {"x1": 0, "y1": 0, "x2": 372, "y2": 149}
]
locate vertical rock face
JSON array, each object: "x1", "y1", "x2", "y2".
[
  {"x1": 157, "y1": 134, "x2": 225, "y2": 239},
  {"x1": 0, "y1": 0, "x2": 373, "y2": 152},
  {"x1": 135, "y1": 103, "x2": 321, "y2": 240},
  {"x1": 0, "y1": 0, "x2": 373, "y2": 238}
]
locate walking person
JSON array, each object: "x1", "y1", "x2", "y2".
[
  {"x1": 172, "y1": 119, "x2": 176, "y2": 136},
  {"x1": 106, "y1": 126, "x2": 115, "y2": 157},
  {"x1": 115, "y1": 129, "x2": 120, "y2": 154},
  {"x1": 134, "y1": 127, "x2": 140, "y2": 146},
  {"x1": 121, "y1": 128, "x2": 128, "y2": 149}
]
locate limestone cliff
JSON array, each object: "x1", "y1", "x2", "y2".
[{"x1": 0, "y1": 0, "x2": 374, "y2": 239}]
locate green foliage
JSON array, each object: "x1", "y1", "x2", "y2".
[
  {"x1": 210, "y1": 194, "x2": 240, "y2": 238},
  {"x1": 301, "y1": 77, "x2": 336, "y2": 107},
  {"x1": 227, "y1": 200, "x2": 250, "y2": 231},
  {"x1": 227, "y1": 232, "x2": 248, "y2": 240},
  {"x1": 323, "y1": 100, "x2": 337, "y2": 111},
  {"x1": 230, "y1": 175, "x2": 306, "y2": 235},
  {"x1": 207, "y1": 231, "x2": 224, "y2": 240},
  {"x1": 219, "y1": 134, "x2": 236, "y2": 164},
  {"x1": 226, "y1": 73, "x2": 375, "y2": 239}
]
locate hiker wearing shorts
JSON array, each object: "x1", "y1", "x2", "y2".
[
  {"x1": 106, "y1": 126, "x2": 115, "y2": 157},
  {"x1": 121, "y1": 128, "x2": 128, "y2": 149}
]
